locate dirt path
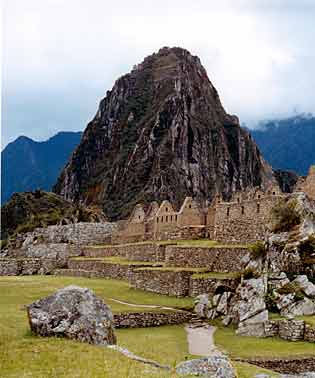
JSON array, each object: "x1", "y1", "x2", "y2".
[
  {"x1": 185, "y1": 324, "x2": 220, "y2": 356},
  {"x1": 105, "y1": 297, "x2": 188, "y2": 312}
]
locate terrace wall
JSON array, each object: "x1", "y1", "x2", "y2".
[
  {"x1": 113, "y1": 311, "x2": 192, "y2": 328},
  {"x1": 129, "y1": 269, "x2": 191, "y2": 297},
  {"x1": 164, "y1": 246, "x2": 249, "y2": 271}
]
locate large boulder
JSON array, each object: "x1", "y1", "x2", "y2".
[
  {"x1": 292, "y1": 275, "x2": 315, "y2": 299},
  {"x1": 27, "y1": 285, "x2": 116, "y2": 345},
  {"x1": 176, "y1": 356, "x2": 236, "y2": 378}
]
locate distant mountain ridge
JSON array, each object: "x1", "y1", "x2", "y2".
[
  {"x1": 251, "y1": 114, "x2": 315, "y2": 176},
  {"x1": 1, "y1": 131, "x2": 82, "y2": 204}
]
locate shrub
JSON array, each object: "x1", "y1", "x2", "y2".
[
  {"x1": 277, "y1": 282, "x2": 304, "y2": 297},
  {"x1": 270, "y1": 198, "x2": 301, "y2": 233},
  {"x1": 235, "y1": 268, "x2": 260, "y2": 283},
  {"x1": 249, "y1": 241, "x2": 267, "y2": 259},
  {"x1": 299, "y1": 236, "x2": 315, "y2": 262},
  {"x1": 265, "y1": 292, "x2": 279, "y2": 313},
  {"x1": 0, "y1": 239, "x2": 8, "y2": 250}
]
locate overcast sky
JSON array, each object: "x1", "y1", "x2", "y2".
[{"x1": 2, "y1": 0, "x2": 315, "y2": 147}]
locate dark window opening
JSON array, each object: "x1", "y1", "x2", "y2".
[
  {"x1": 227, "y1": 207, "x2": 230, "y2": 217},
  {"x1": 257, "y1": 204, "x2": 260, "y2": 213},
  {"x1": 166, "y1": 216, "x2": 168, "y2": 222},
  {"x1": 241, "y1": 206, "x2": 245, "y2": 215},
  {"x1": 161, "y1": 216, "x2": 163, "y2": 223}
]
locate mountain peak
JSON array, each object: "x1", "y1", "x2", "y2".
[{"x1": 54, "y1": 47, "x2": 274, "y2": 220}]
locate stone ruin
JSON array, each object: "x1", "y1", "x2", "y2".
[{"x1": 113, "y1": 185, "x2": 286, "y2": 245}]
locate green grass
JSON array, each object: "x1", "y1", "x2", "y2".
[
  {"x1": 233, "y1": 361, "x2": 280, "y2": 378},
  {"x1": 88, "y1": 239, "x2": 249, "y2": 249},
  {"x1": 134, "y1": 266, "x2": 210, "y2": 273},
  {"x1": 213, "y1": 324, "x2": 315, "y2": 359},
  {"x1": 191, "y1": 272, "x2": 238, "y2": 279},
  {"x1": 0, "y1": 276, "x2": 193, "y2": 314},
  {"x1": 0, "y1": 276, "x2": 194, "y2": 378}
]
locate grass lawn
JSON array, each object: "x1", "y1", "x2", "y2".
[
  {"x1": 0, "y1": 276, "x2": 194, "y2": 378},
  {"x1": 213, "y1": 323, "x2": 315, "y2": 359},
  {"x1": 1, "y1": 276, "x2": 314, "y2": 378},
  {"x1": 0, "y1": 276, "x2": 193, "y2": 314},
  {"x1": 233, "y1": 362, "x2": 280, "y2": 378}
]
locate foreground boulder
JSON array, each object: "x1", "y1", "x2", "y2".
[
  {"x1": 176, "y1": 356, "x2": 236, "y2": 378},
  {"x1": 27, "y1": 285, "x2": 116, "y2": 345}
]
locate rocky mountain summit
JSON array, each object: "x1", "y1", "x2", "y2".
[{"x1": 54, "y1": 47, "x2": 274, "y2": 220}]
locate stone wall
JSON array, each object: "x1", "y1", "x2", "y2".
[
  {"x1": 239, "y1": 358, "x2": 315, "y2": 375},
  {"x1": 248, "y1": 318, "x2": 315, "y2": 343},
  {"x1": 278, "y1": 319, "x2": 305, "y2": 341},
  {"x1": 305, "y1": 324, "x2": 315, "y2": 342},
  {"x1": 113, "y1": 311, "x2": 192, "y2": 328},
  {"x1": 129, "y1": 269, "x2": 191, "y2": 297},
  {"x1": 17, "y1": 222, "x2": 116, "y2": 247},
  {"x1": 213, "y1": 194, "x2": 284, "y2": 243},
  {"x1": 83, "y1": 243, "x2": 166, "y2": 262},
  {"x1": 189, "y1": 276, "x2": 238, "y2": 297},
  {"x1": 0, "y1": 258, "x2": 62, "y2": 276},
  {"x1": 67, "y1": 259, "x2": 134, "y2": 280},
  {"x1": 164, "y1": 246, "x2": 248, "y2": 271}
]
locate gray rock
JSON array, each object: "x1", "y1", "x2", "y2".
[
  {"x1": 292, "y1": 275, "x2": 315, "y2": 299},
  {"x1": 236, "y1": 322, "x2": 266, "y2": 337},
  {"x1": 268, "y1": 272, "x2": 290, "y2": 291},
  {"x1": 27, "y1": 285, "x2": 116, "y2": 345},
  {"x1": 221, "y1": 315, "x2": 232, "y2": 327},
  {"x1": 176, "y1": 356, "x2": 236, "y2": 378},
  {"x1": 276, "y1": 293, "x2": 295, "y2": 312},
  {"x1": 281, "y1": 298, "x2": 315, "y2": 316},
  {"x1": 237, "y1": 278, "x2": 267, "y2": 323},
  {"x1": 216, "y1": 292, "x2": 232, "y2": 315},
  {"x1": 195, "y1": 294, "x2": 211, "y2": 318}
]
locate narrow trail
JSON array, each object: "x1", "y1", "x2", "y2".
[
  {"x1": 105, "y1": 296, "x2": 189, "y2": 312},
  {"x1": 185, "y1": 323, "x2": 222, "y2": 357}
]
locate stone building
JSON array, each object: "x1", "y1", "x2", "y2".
[
  {"x1": 112, "y1": 186, "x2": 287, "y2": 244},
  {"x1": 112, "y1": 197, "x2": 205, "y2": 243},
  {"x1": 296, "y1": 165, "x2": 315, "y2": 201},
  {"x1": 210, "y1": 186, "x2": 285, "y2": 243}
]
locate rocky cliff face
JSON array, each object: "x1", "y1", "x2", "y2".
[{"x1": 54, "y1": 47, "x2": 274, "y2": 220}]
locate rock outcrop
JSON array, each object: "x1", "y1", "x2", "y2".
[
  {"x1": 54, "y1": 46, "x2": 274, "y2": 220},
  {"x1": 266, "y1": 192, "x2": 315, "y2": 276},
  {"x1": 27, "y1": 285, "x2": 116, "y2": 345},
  {"x1": 176, "y1": 356, "x2": 236, "y2": 378}
]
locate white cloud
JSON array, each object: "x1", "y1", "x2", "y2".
[{"x1": 2, "y1": 0, "x2": 315, "y2": 146}]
